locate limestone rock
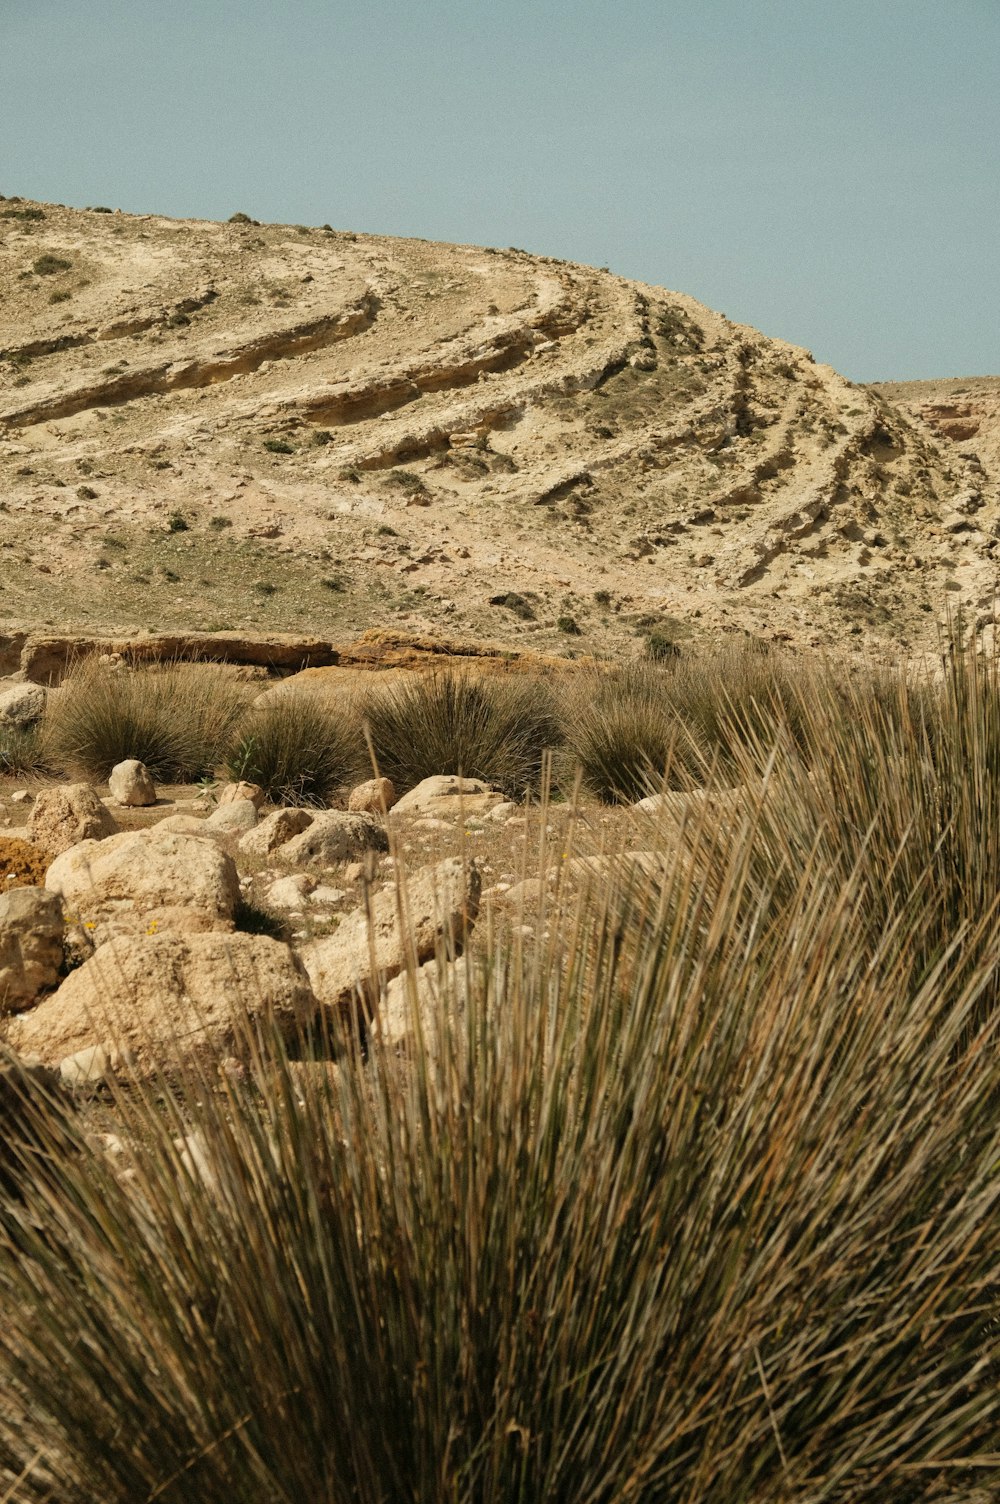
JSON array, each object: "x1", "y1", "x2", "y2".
[
  {"x1": 278, "y1": 810, "x2": 388, "y2": 869},
  {"x1": 348, "y1": 777, "x2": 397, "y2": 813},
  {"x1": 28, "y1": 783, "x2": 119, "y2": 856},
  {"x1": 155, "y1": 814, "x2": 212, "y2": 836},
  {"x1": 205, "y1": 797, "x2": 259, "y2": 833},
  {"x1": 45, "y1": 827, "x2": 240, "y2": 932},
  {"x1": 392, "y1": 775, "x2": 495, "y2": 814},
  {"x1": 0, "y1": 887, "x2": 64, "y2": 1013},
  {"x1": 375, "y1": 957, "x2": 467, "y2": 1053},
  {"x1": 108, "y1": 758, "x2": 157, "y2": 807},
  {"x1": 8, "y1": 933, "x2": 318, "y2": 1074},
  {"x1": 266, "y1": 873, "x2": 315, "y2": 909},
  {"x1": 238, "y1": 807, "x2": 314, "y2": 859},
  {"x1": 299, "y1": 856, "x2": 480, "y2": 1020},
  {"x1": 60, "y1": 1044, "x2": 111, "y2": 1088},
  {"x1": 217, "y1": 780, "x2": 266, "y2": 810},
  {"x1": 0, "y1": 682, "x2": 46, "y2": 727}
]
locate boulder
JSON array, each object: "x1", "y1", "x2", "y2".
[
  {"x1": 278, "y1": 810, "x2": 388, "y2": 869},
  {"x1": 205, "y1": 798, "x2": 258, "y2": 834},
  {"x1": 375, "y1": 957, "x2": 466, "y2": 1053},
  {"x1": 217, "y1": 781, "x2": 266, "y2": 810},
  {"x1": 7, "y1": 933, "x2": 319, "y2": 1076},
  {"x1": 0, "y1": 887, "x2": 64, "y2": 1013},
  {"x1": 28, "y1": 783, "x2": 119, "y2": 856},
  {"x1": 108, "y1": 759, "x2": 157, "y2": 807},
  {"x1": 348, "y1": 777, "x2": 397, "y2": 814},
  {"x1": 45, "y1": 827, "x2": 240, "y2": 934},
  {"x1": 392, "y1": 775, "x2": 495, "y2": 814},
  {"x1": 266, "y1": 873, "x2": 315, "y2": 909},
  {"x1": 299, "y1": 856, "x2": 480, "y2": 1021},
  {"x1": 238, "y1": 807, "x2": 314, "y2": 859},
  {"x1": 0, "y1": 682, "x2": 46, "y2": 727},
  {"x1": 155, "y1": 814, "x2": 212, "y2": 836}
]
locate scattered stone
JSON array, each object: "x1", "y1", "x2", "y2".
[
  {"x1": 266, "y1": 873, "x2": 316, "y2": 909},
  {"x1": 205, "y1": 797, "x2": 259, "y2": 833},
  {"x1": 59, "y1": 1044, "x2": 111, "y2": 1089},
  {"x1": 299, "y1": 856, "x2": 480, "y2": 1022},
  {"x1": 217, "y1": 781, "x2": 266, "y2": 810},
  {"x1": 0, "y1": 886, "x2": 64, "y2": 1013},
  {"x1": 0, "y1": 682, "x2": 46, "y2": 727},
  {"x1": 108, "y1": 758, "x2": 157, "y2": 807},
  {"x1": 486, "y1": 801, "x2": 518, "y2": 822},
  {"x1": 375, "y1": 958, "x2": 466, "y2": 1053},
  {"x1": 310, "y1": 884, "x2": 347, "y2": 905},
  {"x1": 7, "y1": 933, "x2": 318, "y2": 1075},
  {"x1": 348, "y1": 777, "x2": 397, "y2": 813},
  {"x1": 238, "y1": 807, "x2": 314, "y2": 859},
  {"x1": 10, "y1": 791, "x2": 30, "y2": 805},
  {"x1": 278, "y1": 810, "x2": 388, "y2": 869},
  {"x1": 45, "y1": 827, "x2": 241, "y2": 933},
  {"x1": 28, "y1": 783, "x2": 119, "y2": 856},
  {"x1": 155, "y1": 814, "x2": 211, "y2": 835},
  {"x1": 393, "y1": 775, "x2": 497, "y2": 814}
]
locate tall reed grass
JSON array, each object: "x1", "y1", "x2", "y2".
[
  {"x1": 2, "y1": 643, "x2": 1000, "y2": 1500},
  {"x1": 44, "y1": 660, "x2": 250, "y2": 783}
]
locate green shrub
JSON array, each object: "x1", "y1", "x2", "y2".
[
  {"x1": 556, "y1": 614, "x2": 581, "y2": 635},
  {"x1": 644, "y1": 625, "x2": 679, "y2": 660},
  {"x1": 43, "y1": 660, "x2": 250, "y2": 782},
  {"x1": 32, "y1": 254, "x2": 71, "y2": 276},
  {"x1": 167, "y1": 512, "x2": 189, "y2": 532},
  {"x1": 263, "y1": 438, "x2": 294, "y2": 455},
  {"x1": 360, "y1": 671, "x2": 561, "y2": 798},
  {"x1": 225, "y1": 692, "x2": 363, "y2": 805}
]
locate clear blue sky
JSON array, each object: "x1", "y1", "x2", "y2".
[{"x1": 3, "y1": 0, "x2": 997, "y2": 381}]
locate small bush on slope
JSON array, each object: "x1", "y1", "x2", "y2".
[
  {"x1": 43, "y1": 660, "x2": 250, "y2": 782},
  {"x1": 225, "y1": 691, "x2": 364, "y2": 805},
  {"x1": 360, "y1": 670, "x2": 562, "y2": 798}
]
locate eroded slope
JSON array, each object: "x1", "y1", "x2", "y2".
[{"x1": 1, "y1": 197, "x2": 995, "y2": 657}]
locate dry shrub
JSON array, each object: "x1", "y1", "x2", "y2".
[
  {"x1": 43, "y1": 659, "x2": 251, "y2": 782},
  {"x1": 225, "y1": 691, "x2": 364, "y2": 805},
  {"x1": 3, "y1": 642, "x2": 1000, "y2": 1499},
  {"x1": 360, "y1": 670, "x2": 562, "y2": 798}
]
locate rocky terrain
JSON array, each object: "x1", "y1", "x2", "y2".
[{"x1": 2, "y1": 196, "x2": 997, "y2": 663}]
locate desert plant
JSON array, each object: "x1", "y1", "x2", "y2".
[
  {"x1": 360, "y1": 670, "x2": 562, "y2": 798},
  {"x1": 167, "y1": 511, "x2": 189, "y2": 532},
  {"x1": 225, "y1": 691, "x2": 364, "y2": 805},
  {"x1": 563, "y1": 661, "x2": 700, "y2": 800},
  {"x1": 4, "y1": 751, "x2": 1000, "y2": 1500},
  {"x1": 31, "y1": 254, "x2": 70, "y2": 275},
  {"x1": 0, "y1": 724, "x2": 49, "y2": 778},
  {"x1": 43, "y1": 660, "x2": 250, "y2": 782},
  {"x1": 263, "y1": 438, "x2": 294, "y2": 455}
]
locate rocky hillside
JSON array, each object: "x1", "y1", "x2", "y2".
[{"x1": 1, "y1": 196, "x2": 996, "y2": 660}]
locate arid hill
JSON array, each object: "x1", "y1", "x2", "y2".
[{"x1": 1, "y1": 196, "x2": 997, "y2": 662}]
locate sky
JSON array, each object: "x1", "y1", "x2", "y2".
[{"x1": 2, "y1": 0, "x2": 998, "y2": 382}]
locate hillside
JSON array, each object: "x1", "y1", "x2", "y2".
[{"x1": 1, "y1": 196, "x2": 996, "y2": 660}]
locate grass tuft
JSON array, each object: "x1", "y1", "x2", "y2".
[
  {"x1": 43, "y1": 660, "x2": 251, "y2": 783},
  {"x1": 360, "y1": 670, "x2": 562, "y2": 798},
  {"x1": 225, "y1": 691, "x2": 363, "y2": 806}
]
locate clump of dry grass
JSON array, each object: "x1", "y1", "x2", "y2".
[
  {"x1": 360, "y1": 670, "x2": 562, "y2": 798},
  {"x1": 225, "y1": 690, "x2": 365, "y2": 805},
  {"x1": 2, "y1": 642, "x2": 1000, "y2": 1500},
  {"x1": 43, "y1": 659, "x2": 251, "y2": 783}
]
